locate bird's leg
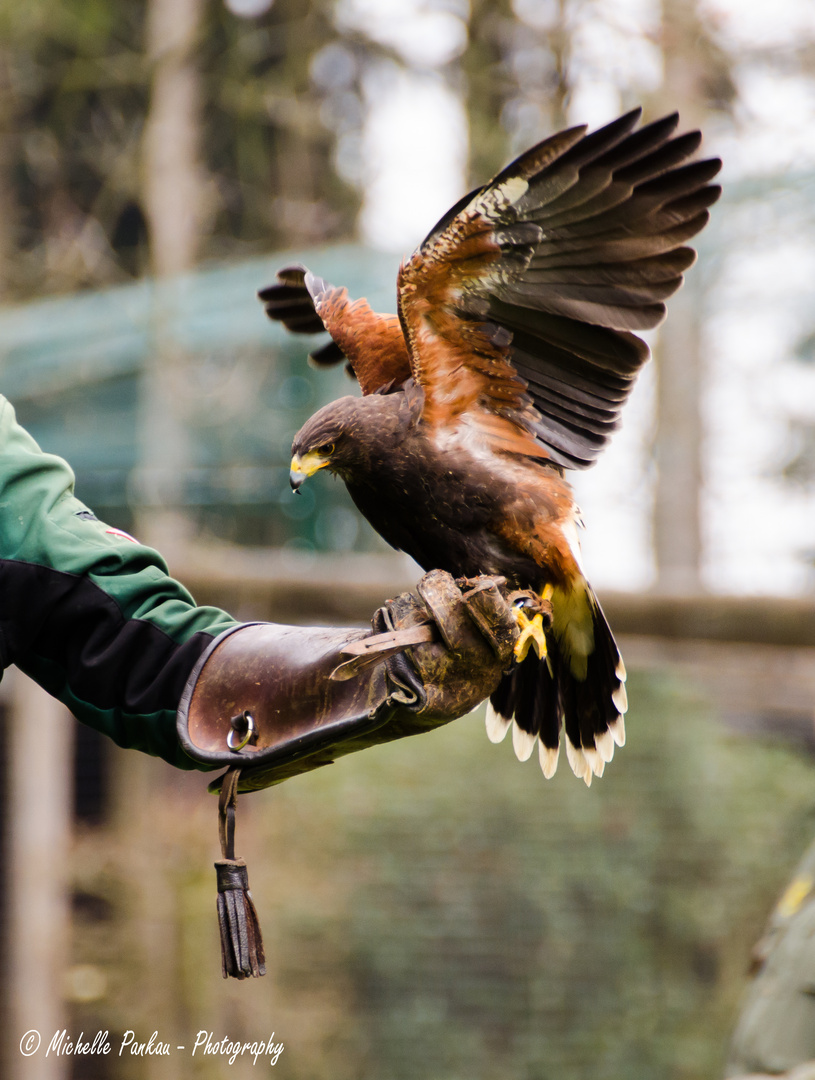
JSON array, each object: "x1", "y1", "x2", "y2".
[{"x1": 511, "y1": 585, "x2": 553, "y2": 663}]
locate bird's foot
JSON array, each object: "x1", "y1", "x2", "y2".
[
  {"x1": 511, "y1": 584, "x2": 553, "y2": 663},
  {"x1": 514, "y1": 609, "x2": 548, "y2": 662}
]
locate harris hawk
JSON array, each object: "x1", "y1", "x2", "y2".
[{"x1": 259, "y1": 108, "x2": 721, "y2": 785}]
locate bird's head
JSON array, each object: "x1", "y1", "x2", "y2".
[{"x1": 289, "y1": 396, "x2": 362, "y2": 491}]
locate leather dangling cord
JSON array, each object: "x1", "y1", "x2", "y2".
[{"x1": 214, "y1": 766, "x2": 266, "y2": 979}]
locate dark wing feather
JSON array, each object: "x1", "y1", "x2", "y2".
[
  {"x1": 258, "y1": 265, "x2": 346, "y2": 367},
  {"x1": 398, "y1": 108, "x2": 722, "y2": 468},
  {"x1": 259, "y1": 265, "x2": 412, "y2": 393},
  {"x1": 258, "y1": 265, "x2": 327, "y2": 337}
]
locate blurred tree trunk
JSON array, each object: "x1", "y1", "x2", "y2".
[
  {"x1": 652, "y1": 254, "x2": 704, "y2": 593},
  {"x1": 6, "y1": 673, "x2": 72, "y2": 1080},
  {"x1": 137, "y1": 0, "x2": 207, "y2": 558},
  {"x1": 0, "y1": 51, "x2": 18, "y2": 300},
  {"x1": 142, "y1": 0, "x2": 207, "y2": 276},
  {"x1": 537, "y1": 0, "x2": 571, "y2": 131},
  {"x1": 260, "y1": 0, "x2": 348, "y2": 248},
  {"x1": 464, "y1": 0, "x2": 572, "y2": 185},
  {"x1": 463, "y1": 0, "x2": 514, "y2": 183},
  {"x1": 648, "y1": 0, "x2": 719, "y2": 593}
]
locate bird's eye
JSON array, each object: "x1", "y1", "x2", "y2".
[{"x1": 319, "y1": 442, "x2": 335, "y2": 456}]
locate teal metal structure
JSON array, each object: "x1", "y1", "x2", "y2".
[{"x1": 0, "y1": 244, "x2": 401, "y2": 551}]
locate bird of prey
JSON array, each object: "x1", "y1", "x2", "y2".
[{"x1": 259, "y1": 108, "x2": 721, "y2": 785}]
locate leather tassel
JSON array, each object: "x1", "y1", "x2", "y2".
[
  {"x1": 215, "y1": 766, "x2": 266, "y2": 979},
  {"x1": 215, "y1": 859, "x2": 266, "y2": 979}
]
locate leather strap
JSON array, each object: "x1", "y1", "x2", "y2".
[
  {"x1": 218, "y1": 765, "x2": 241, "y2": 860},
  {"x1": 330, "y1": 622, "x2": 437, "y2": 681}
]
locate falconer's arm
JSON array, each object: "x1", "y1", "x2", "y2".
[{"x1": 0, "y1": 395, "x2": 518, "y2": 786}]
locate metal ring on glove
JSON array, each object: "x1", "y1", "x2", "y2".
[{"x1": 227, "y1": 710, "x2": 256, "y2": 751}]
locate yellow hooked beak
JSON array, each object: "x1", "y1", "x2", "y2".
[{"x1": 290, "y1": 450, "x2": 331, "y2": 491}]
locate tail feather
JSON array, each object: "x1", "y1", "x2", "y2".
[{"x1": 486, "y1": 582, "x2": 626, "y2": 785}]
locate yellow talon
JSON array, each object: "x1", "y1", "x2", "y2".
[{"x1": 514, "y1": 610, "x2": 548, "y2": 662}]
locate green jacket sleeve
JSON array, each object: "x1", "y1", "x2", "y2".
[{"x1": 0, "y1": 394, "x2": 239, "y2": 769}]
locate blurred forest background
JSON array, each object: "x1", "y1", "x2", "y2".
[
  {"x1": 1, "y1": 0, "x2": 814, "y2": 590},
  {"x1": 1, "y1": 0, "x2": 815, "y2": 1078}
]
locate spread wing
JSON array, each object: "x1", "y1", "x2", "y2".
[
  {"x1": 397, "y1": 108, "x2": 722, "y2": 468},
  {"x1": 258, "y1": 265, "x2": 412, "y2": 396}
]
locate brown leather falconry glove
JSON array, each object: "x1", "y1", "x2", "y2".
[
  {"x1": 177, "y1": 570, "x2": 519, "y2": 792},
  {"x1": 178, "y1": 570, "x2": 518, "y2": 979}
]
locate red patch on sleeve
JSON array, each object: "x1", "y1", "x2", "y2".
[{"x1": 105, "y1": 527, "x2": 140, "y2": 545}]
